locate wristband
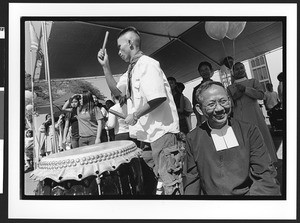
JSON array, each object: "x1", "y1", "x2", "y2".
[{"x1": 133, "y1": 112, "x2": 139, "y2": 121}]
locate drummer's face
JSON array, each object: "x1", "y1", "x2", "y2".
[{"x1": 117, "y1": 35, "x2": 131, "y2": 63}]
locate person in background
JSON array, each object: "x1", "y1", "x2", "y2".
[
  {"x1": 106, "y1": 95, "x2": 130, "y2": 141},
  {"x1": 97, "y1": 26, "x2": 181, "y2": 195},
  {"x1": 264, "y1": 83, "x2": 282, "y2": 132},
  {"x1": 38, "y1": 113, "x2": 64, "y2": 155},
  {"x1": 62, "y1": 95, "x2": 81, "y2": 149},
  {"x1": 192, "y1": 61, "x2": 214, "y2": 126},
  {"x1": 227, "y1": 62, "x2": 278, "y2": 164},
  {"x1": 264, "y1": 83, "x2": 280, "y2": 111},
  {"x1": 177, "y1": 82, "x2": 194, "y2": 132},
  {"x1": 183, "y1": 81, "x2": 281, "y2": 195},
  {"x1": 24, "y1": 129, "x2": 34, "y2": 172},
  {"x1": 93, "y1": 95, "x2": 109, "y2": 142},
  {"x1": 168, "y1": 77, "x2": 189, "y2": 134},
  {"x1": 76, "y1": 91, "x2": 103, "y2": 146},
  {"x1": 277, "y1": 72, "x2": 283, "y2": 106},
  {"x1": 105, "y1": 99, "x2": 116, "y2": 141},
  {"x1": 57, "y1": 114, "x2": 66, "y2": 151}
]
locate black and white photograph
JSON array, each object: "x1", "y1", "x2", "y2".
[{"x1": 6, "y1": 2, "x2": 298, "y2": 221}]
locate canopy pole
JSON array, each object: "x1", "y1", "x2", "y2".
[
  {"x1": 41, "y1": 21, "x2": 58, "y2": 154},
  {"x1": 30, "y1": 48, "x2": 39, "y2": 168}
]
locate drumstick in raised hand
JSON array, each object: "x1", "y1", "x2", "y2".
[{"x1": 102, "y1": 31, "x2": 109, "y2": 50}]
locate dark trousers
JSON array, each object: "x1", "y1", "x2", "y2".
[
  {"x1": 100, "y1": 129, "x2": 108, "y2": 142},
  {"x1": 139, "y1": 153, "x2": 158, "y2": 195},
  {"x1": 115, "y1": 132, "x2": 130, "y2": 141},
  {"x1": 71, "y1": 137, "x2": 79, "y2": 149}
]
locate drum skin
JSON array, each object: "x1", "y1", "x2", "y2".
[{"x1": 31, "y1": 141, "x2": 144, "y2": 196}]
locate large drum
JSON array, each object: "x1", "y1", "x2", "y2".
[{"x1": 30, "y1": 140, "x2": 144, "y2": 196}]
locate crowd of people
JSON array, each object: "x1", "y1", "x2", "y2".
[
  {"x1": 35, "y1": 91, "x2": 115, "y2": 155},
  {"x1": 25, "y1": 26, "x2": 283, "y2": 196}
]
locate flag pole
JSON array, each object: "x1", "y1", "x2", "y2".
[
  {"x1": 30, "y1": 47, "x2": 38, "y2": 168},
  {"x1": 41, "y1": 21, "x2": 58, "y2": 153},
  {"x1": 29, "y1": 21, "x2": 39, "y2": 168}
]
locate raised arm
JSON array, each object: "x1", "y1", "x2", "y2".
[
  {"x1": 125, "y1": 97, "x2": 166, "y2": 126},
  {"x1": 97, "y1": 49, "x2": 123, "y2": 97},
  {"x1": 62, "y1": 99, "x2": 74, "y2": 112}
]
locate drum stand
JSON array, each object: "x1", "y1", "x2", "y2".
[{"x1": 96, "y1": 174, "x2": 103, "y2": 195}]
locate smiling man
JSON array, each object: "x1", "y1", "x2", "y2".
[{"x1": 183, "y1": 81, "x2": 281, "y2": 195}]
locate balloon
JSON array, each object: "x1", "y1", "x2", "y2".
[
  {"x1": 205, "y1": 22, "x2": 229, "y2": 41},
  {"x1": 226, "y1": 22, "x2": 246, "y2": 40},
  {"x1": 26, "y1": 104, "x2": 33, "y2": 111}
]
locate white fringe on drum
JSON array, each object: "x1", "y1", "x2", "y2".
[{"x1": 30, "y1": 140, "x2": 142, "y2": 183}]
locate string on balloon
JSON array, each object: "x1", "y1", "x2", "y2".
[
  {"x1": 220, "y1": 39, "x2": 230, "y2": 85},
  {"x1": 205, "y1": 21, "x2": 230, "y2": 85},
  {"x1": 225, "y1": 21, "x2": 247, "y2": 83}
]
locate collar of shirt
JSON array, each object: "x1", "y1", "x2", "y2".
[
  {"x1": 207, "y1": 121, "x2": 239, "y2": 151},
  {"x1": 126, "y1": 51, "x2": 144, "y2": 99},
  {"x1": 128, "y1": 50, "x2": 144, "y2": 72}
]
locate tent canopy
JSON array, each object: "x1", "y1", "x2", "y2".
[{"x1": 26, "y1": 19, "x2": 283, "y2": 84}]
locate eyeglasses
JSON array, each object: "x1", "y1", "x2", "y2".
[{"x1": 203, "y1": 98, "x2": 230, "y2": 110}]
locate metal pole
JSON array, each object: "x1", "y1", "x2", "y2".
[
  {"x1": 41, "y1": 21, "x2": 58, "y2": 153},
  {"x1": 29, "y1": 49, "x2": 39, "y2": 168}
]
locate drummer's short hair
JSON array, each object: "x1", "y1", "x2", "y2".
[
  {"x1": 118, "y1": 26, "x2": 141, "y2": 48},
  {"x1": 118, "y1": 26, "x2": 141, "y2": 38}
]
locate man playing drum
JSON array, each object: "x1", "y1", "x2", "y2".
[{"x1": 97, "y1": 27, "x2": 182, "y2": 195}]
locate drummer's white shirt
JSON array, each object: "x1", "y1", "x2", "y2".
[{"x1": 117, "y1": 55, "x2": 179, "y2": 143}]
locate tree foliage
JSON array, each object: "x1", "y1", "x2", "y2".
[{"x1": 25, "y1": 74, "x2": 106, "y2": 107}]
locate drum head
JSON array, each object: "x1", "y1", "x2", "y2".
[{"x1": 30, "y1": 140, "x2": 141, "y2": 183}]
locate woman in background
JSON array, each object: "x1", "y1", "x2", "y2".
[
  {"x1": 76, "y1": 91, "x2": 103, "y2": 146},
  {"x1": 38, "y1": 113, "x2": 64, "y2": 155},
  {"x1": 62, "y1": 94, "x2": 81, "y2": 149}
]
